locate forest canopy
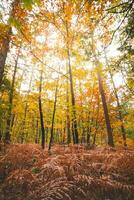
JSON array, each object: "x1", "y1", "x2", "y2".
[{"x1": 0, "y1": 0, "x2": 134, "y2": 148}]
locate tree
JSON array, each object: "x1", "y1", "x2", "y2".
[
  {"x1": 5, "y1": 47, "x2": 21, "y2": 143},
  {"x1": 104, "y1": 50, "x2": 127, "y2": 147},
  {"x1": 66, "y1": 76, "x2": 71, "y2": 144},
  {"x1": 97, "y1": 67, "x2": 114, "y2": 147},
  {"x1": 49, "y1": 80, "x2": 58, "y2": 151},
  {"x1": 38, "y1": 69, "x2": 45, "y2": 149}
]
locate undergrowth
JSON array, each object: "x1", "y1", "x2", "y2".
[{"x1": 0, "y1": 144, "x2": 134, "y2": 200}]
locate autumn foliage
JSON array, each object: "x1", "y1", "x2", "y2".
[
  {"x1": 0, "y1": 144, "x2": 134, "y2": 200},
  {"x1": 0, "y1": 0, "x2": 133, "y2": 199}
]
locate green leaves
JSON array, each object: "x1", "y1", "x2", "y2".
[
  {"x1": 22, "y1": 0, "x2": 33, "y2": 10},
  {"x1": 31, "y1": 167, "x2": 41, "y2": 174},
  {"x1": 22, "y1": 0, "x2": 41, "y2": 10},
  {"x1": 8, "y1": 17, "x2": 21, "y2": 29}
]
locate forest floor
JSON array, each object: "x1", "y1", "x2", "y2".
[{"x1": 0, "y1": 144, "x2": 134, "y2": 200}]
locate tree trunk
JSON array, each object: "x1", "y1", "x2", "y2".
[
  {"x1": 35, "y1": 119, "x2": 39, "y2": 144},
  {"x1": 104, "y1": 51, "x2": 127, "y2": 147},
  {"x1": 20, "y1": 103, "x2": 27, "y2": 143},
  {"x1": 38, "y1": 70, "x2": 45, "y2": 149},
  {"x1": 66, "y1": 78, "x2": 71, "y2": 144},
  {"x1": 5, "y1": 49, "x2": 20, "y2": 143},
  {"x1": 0, "y1": 28, "x2": 12, "y2": 86},
  {"x1": 79, "y1": 81, "x2": 85, "y2": 144},
  {"x1": 92, "y1": 95, "x2": 100, "y2": 146},
  {"x1": 0, "y1": 0, "x2": 19, "y2": 86},
  {"x1": 65, "y1": 21, "x2": 79, "y2": 144},
  {"x1": 88, "y1": 103, "x2": 95, "y2": 145},
  {"x1": 87, "y1": 80, "x2": 95, "y2": 146},
  {"x1": 91, "y1": 33, "x2": 114, "y2": 147},
  {"x1": 48, "y1": 81, "x2": 58, "y2": 151},
  {"x1": 97, "y1": 71, "x2": 114, "y2": 147}
]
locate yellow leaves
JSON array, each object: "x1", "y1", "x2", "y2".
[
  {"x1": 0, "y1": 23, "x2": 9, "y2": 32},
  {"x1": 12, "y1": 96, "x2": 23, "y2": 114},
  {"x1": 44, "y1": 81, "x2": 57, "y2": 90},
  {"x1": 56, "y1": 48, "x2": 67, "y2": 59},
  {"x1": 44, "y1": 11, "x2": 54, "y2": 21},
  {"x1": 112, "y1": 120, "x2": 123, "y2": 128},
  {"x1": 95, "y1": 62, "x2": 103, "y2": 73},
  {"x1": 73, "y1": 68, "x2": 88, "y2": 80},
  {"x1": 54, "y1": 123, "x2": 62, "y2": 129},
  {"x1": 110, "y1": 0, "x2": 122, "y2": 5},
  {"x1": 124, "y1": 111, "x2": 134, "y2": 129},
  {"x1": 64, "y1": 4, "x2": 73, "y2": 22},
  {"x1": 127, "y1": 78, "x2": 134, "y2": 89},
  {"x1": 0, "y1": 23, "x2": 10, "y2": 41}
]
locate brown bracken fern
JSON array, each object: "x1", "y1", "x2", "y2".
[{"x1": 0, "y1": 145, "x2": 134, "y2": 200}]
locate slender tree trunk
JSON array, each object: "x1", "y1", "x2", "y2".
[
  {"x1": 20, "y1": 66, "x2": 33, "y2": 143},
  {"x1": 39, "y1": 98, "x2": 45, "y2": 149},
  {"x1": 91, "y1": 33, "x2": 114, "y2": 147},
  {"x1": 66, "y1": 78, "x2": 71, "y2": 144},
  {"x1": 87, "y1": 81, "x2": 95, "y2": 146},
  {"x1": 0, "y1": 129, "x2": 2, "y2": 143},
  {"x1": 79, "y1": 81, "x2": 85, "y2": 144},
  {"x1": 45, "y1": 127, "x2": 48, "y2": 144},
  {"x1": 0, "y1": 28, "x2": 12, "y2": 86},
  {"x1": 5, "y1": 49, "x2": 20, "y2": 143},
  {"x1": 20, "y1": 103, "x2": 27, "y2": 143},
  {"x1": 97, "y1": 71, "x2": 114, "y2": 147},
  {"x1": 104, "y1": 51, "x2": 127, "y2": 147},
  {"x1": 38, "y1": 70, "x2": 45, "y2": 149},
  {"x1": 88, "y1": 103, "x2": 95, "y2": 145},
  {"x1": 48, "y1": 81, "x2": 58, "y2": 151},
  {"x1": 35, "y1": 119, "x2": 39, "y2": 144},
  {"x1": 92, "y1": 95, "x2": 100, "y2": 146},
  {"x1": 65, "y1": 21, "x2": 79, "y2": 144}
]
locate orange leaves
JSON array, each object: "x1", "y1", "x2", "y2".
[
  {"x1": 64, "y1": 4, "x2": 73, "y2": 22},
  {"x1": 0, "y1": 23, "x2": 10, "y2": 41}
]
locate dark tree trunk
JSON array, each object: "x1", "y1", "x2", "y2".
[
  {"x1": 0, "y1": 0, "x2": 19, "y2": 86},
  {"x1": 67, "y1": 50, "x2": 79, "y2": 144},
  {"x1": 38, "y1": 70, "x2": 45, "y2": 149},
  {"x1": 92, "y1": 96, "x2": 100, "y2": 146},
  {"x1": 35, "y1": 119, "x2": 39, "y2": 144},
  {"x1": 0, "y1": 28, "x2": 12, "y2": 86},
  {"x1": 34, "y1": 118, "x2": 39, "y2": 144},
  {"x1": 87, "y1": 127, "x2": 90, "y2": 146},
  {"x1": 87, "y1": 81, "x2": 95, "y2": 146},
  {"x1": 97, "y1": 71, "x2": 114, "y2": 147},
  {"x1": 79, "y1": 81, "x2": 85, "y2": 144},
  {"x1": 20, "y1": 102, "x2": 27, "y2": 143},
  {"x1": 0, "y1": 129, "x2": 2, "y2": 143},
  {"x1": 66, "y1": 78, "x2": 71, "y2": 144},
  {"x1": 5, "y1": 49, "x2": 20, "y2": 143},
  {"x1": 91, "y1": 33, "x2": 114, "y2": 147},
  {"x1": 104, "y1": 51, "x2": 127, "y2": 147},
  {"x1": 65, "y1": 20, "x2": 79, "y2": 144},
  {"x1": 48, "y1": 81, "x2": 58, "y2": 151},
  {"x1": 88, "y1": 103, "x2": 95, "y2": 145},
  {"x1": 45, "y1": 127, "x2": 48, "y2": 144}
]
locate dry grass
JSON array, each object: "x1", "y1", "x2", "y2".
[{"x1": 0, "y1": 144, "x2": 134, "y2": 200}]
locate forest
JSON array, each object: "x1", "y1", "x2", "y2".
[{"x1": 0, "y1": 0, "x2": 134, "y2": 199}]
